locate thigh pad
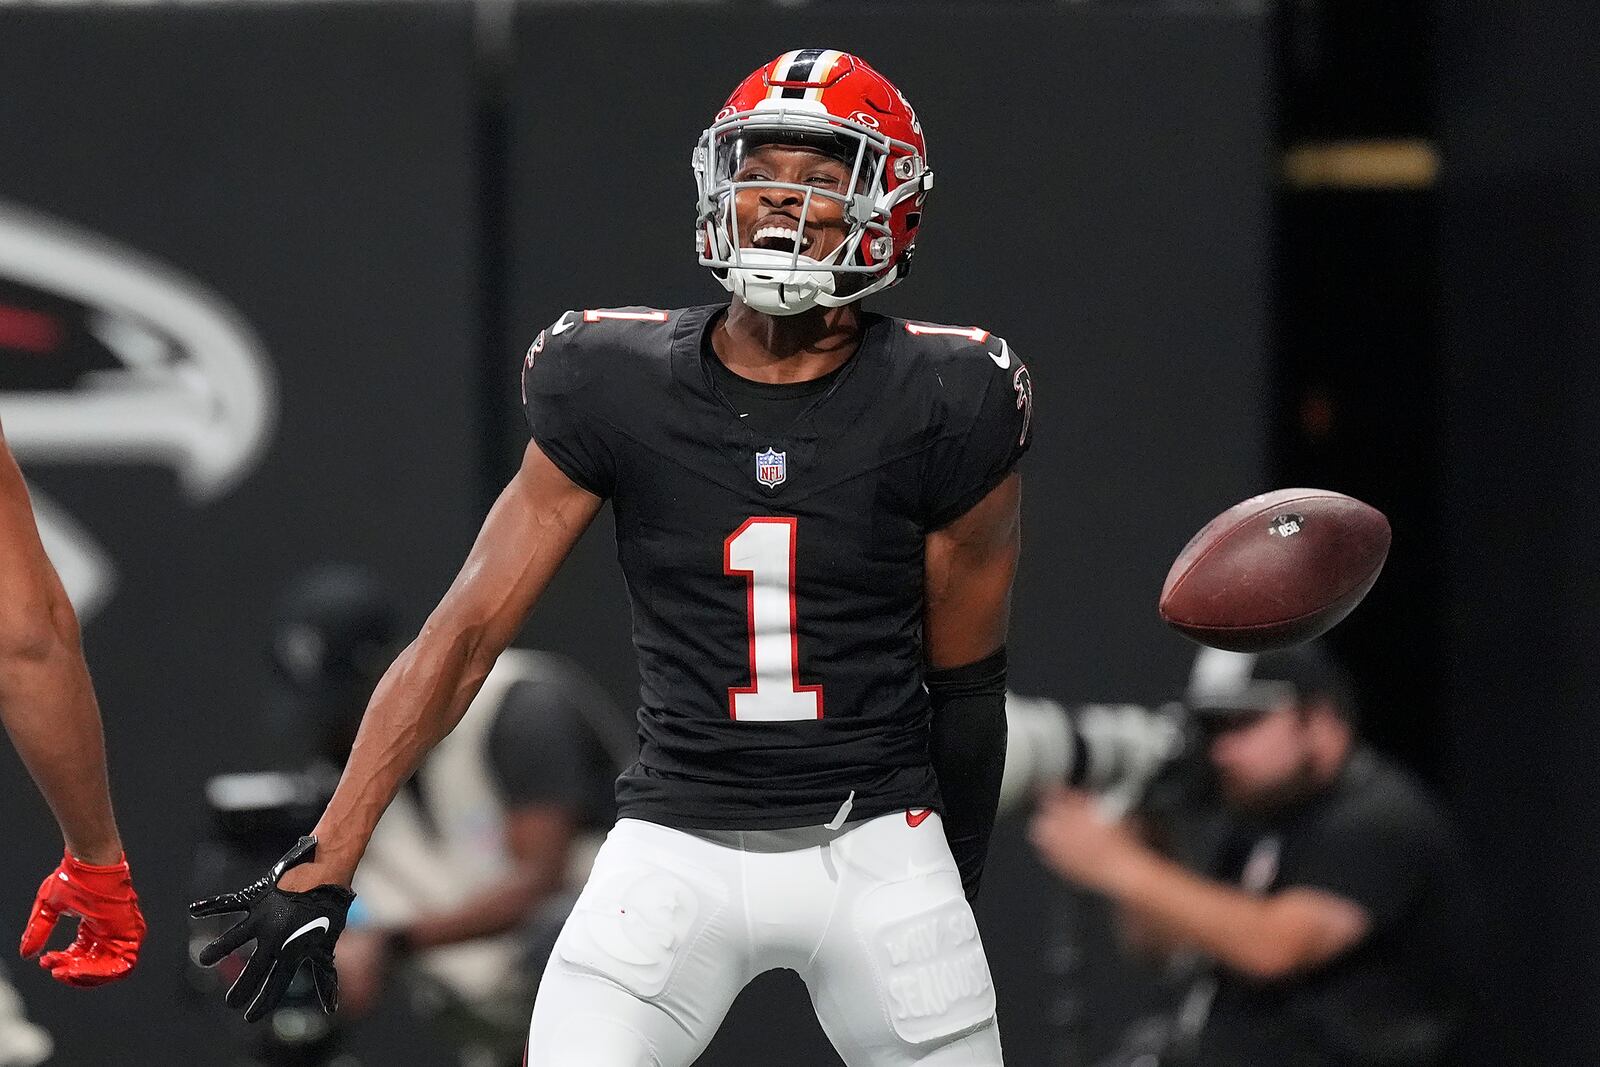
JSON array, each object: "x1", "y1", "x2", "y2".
[
  {"x1": 555, "y1": 863, "x2": 709, "y2": 1001},
  {"x1": 855, "y1": 878, "x2": 998, "y2": 1046}
]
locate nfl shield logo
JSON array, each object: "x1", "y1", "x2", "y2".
[{"x1": 755, "y1": 447, "x2": 787, "y2": 489}]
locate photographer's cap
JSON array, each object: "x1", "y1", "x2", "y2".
[{"x1": 1185, "y1": 642, "x2": 1351, "y2": 717}]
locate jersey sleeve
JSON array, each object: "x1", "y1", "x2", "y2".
[
  {"x1": 520, "y1": 311, "x2": 617, "y2": 497},
  {"x1": 921, "y1": 336, "x2": 1033, "y2": 529}
]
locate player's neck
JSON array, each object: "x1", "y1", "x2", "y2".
[{"x1": 715, "y1": 300, "x2": 863, "y2": 384}]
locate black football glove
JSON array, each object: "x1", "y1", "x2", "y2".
[{"x1": 189, "y1": 835, "x2": 355, "y2": 1022}]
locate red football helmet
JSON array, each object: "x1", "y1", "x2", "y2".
[{"x1": 694, "y1": 50, "x2": 933, "y2": 315}]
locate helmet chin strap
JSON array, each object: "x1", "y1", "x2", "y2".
[
  {"x1": 812, "y1": 262, "x2": 900, "y2": 308},
  {"x1": 722, "y1": 231, "x2": 909, "y2": 316},
  {"x1": 724, "y1": 246, "x2": 841, "y2": 317}
]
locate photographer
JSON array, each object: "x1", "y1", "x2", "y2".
[{"x1": 1027, "y1": 644, "x2": 1471, "y2": 1067}]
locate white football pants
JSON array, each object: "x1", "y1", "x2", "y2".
[{"x1": 526, "y1": 811, "x2": 1004, "y2": 1066}]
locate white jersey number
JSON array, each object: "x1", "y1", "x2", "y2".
[{"x1": 724, "y1": 517, "x2": 823, "y2": 721}]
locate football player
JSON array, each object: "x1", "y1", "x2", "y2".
[
  {"x1": 0, "y1": 420, "x2": 145, "y2": 986},
  {"x1": 193, "y1": 51, "x2": 1029, "y2": 1066}
]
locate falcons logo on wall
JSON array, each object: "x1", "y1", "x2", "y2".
[{"x1": 0, "y1": 201, "x2": 277, "y2": 620}]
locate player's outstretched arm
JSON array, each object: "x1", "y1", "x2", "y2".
[
  {"x1": 0, "y1": 423, "x2": 145, "y2": 986},
  {"x1": 924, "y1": 472, "x2": 1022, "y2": 900},
  {"x1": 190, "y1": 441, "x2": 602, "y2": 1021},
  {"x1": 292, "y1": 440, "x2": 603, "y2": 891}
]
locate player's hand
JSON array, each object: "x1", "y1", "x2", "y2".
[
  {"x1": 189, "y1": 835, "x2": 355, "y2": 1022},
  {"x1": 20, "y1": 850, "x2": 147, "y2": 987}
]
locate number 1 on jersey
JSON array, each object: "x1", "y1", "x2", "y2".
[{"x1": 724, "y1": 517, "x2": 824, "y2": 721}]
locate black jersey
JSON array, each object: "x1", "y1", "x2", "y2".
[{"x1": 520, "y1": 304, "x2": 1032, "y2": 829}]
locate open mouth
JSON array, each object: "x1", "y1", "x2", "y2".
[{"x1": 751, "y1": 224, "x2": 812, "y2": 255}]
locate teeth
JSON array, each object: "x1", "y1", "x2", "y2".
[{"x1": 753, "y1": 225, "x2": 809, "y2": 250}]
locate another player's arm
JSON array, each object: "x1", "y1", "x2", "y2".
[
  {"x1": 2, "y1": 421, "x2": 145, "y2": 988},
  {"x1": 0, "y1": 424, "x2": 122, "y2": 866},
  {"x1": 279, "y1": 441, "x2": 603, "y2": 892},
  {"x1": 924, "y1": 471, "x2": 1022, "y2": 899}
]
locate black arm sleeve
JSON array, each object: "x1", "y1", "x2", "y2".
[{"x1": 927, "y1": 647, "x2": 1008, "y2": 902}]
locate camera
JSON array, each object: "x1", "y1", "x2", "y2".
[{"x1": 999, "y1": 694, "x2": 1192, "y2": 818}]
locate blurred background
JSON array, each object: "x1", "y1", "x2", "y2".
[{"x1": 0, "y1": 0, "x2": 1593, "y2": 1063}]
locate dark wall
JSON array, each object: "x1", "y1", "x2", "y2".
[
  {"x1": 0, "y1": 5, "x2": 481, "y2": 1064},
  {"x1": 503, "y1": 6, "x2": 1270, "y2": 1063},
  {"x1": 1436, "y1": 4, "x2": 1600, "y2": 1062},
  {"x1": 1271, "y1": 1, "x2": 1446, "y2": 783}
]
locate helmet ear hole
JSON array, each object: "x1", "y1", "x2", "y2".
[{"x1": 905, "y1": 212, "x2": 921, "y2": 231}]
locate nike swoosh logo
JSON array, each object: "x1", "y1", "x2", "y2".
[
  {"x1": 906, "y1": 808, "x2": 933, "y2": 828},
  {"x1": 988, "y1": 339, "x2": 1010, "y2": 369},
  {"x1": 550, "y1": 311, "x2": 575, "y2": 335},
  {"x1": 282, "y1": 916, "x2": 330, "y2": 948}
]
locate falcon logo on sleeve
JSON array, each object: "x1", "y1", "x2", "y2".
[{"x1": 1012, "y1": 363, "x2": 1033, "y2": 447}]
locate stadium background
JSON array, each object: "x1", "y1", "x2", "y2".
[{"x1": 0, "y1": 0, "x2": 1592, "y2": 1063}]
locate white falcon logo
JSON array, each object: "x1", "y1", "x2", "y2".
[{"x1": 0, "y1": 200, "x2": 277, "y2": 619}]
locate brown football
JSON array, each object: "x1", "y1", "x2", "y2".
[{"x1": 1158, "y1": 488, "x2": 1391, "y2": 652}]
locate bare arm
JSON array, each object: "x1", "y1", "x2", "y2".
[
  {"x1": 1104, "y1": 851, "x2": 1371, "y2": 980},
  {"x1": 1030, "y1": 788, "x2": 1370, "y2": 979},
  {"x1": 923, "y1": 472, "x2": 1021, "y2": 898},
  {"x1": 0, "y1": 424, "x2": 122, "y2": 864},
  {"x1": 280, "y1": 441, "x2": 603, "y2": 892},
  {"x1": 924, "y1": 471, "x2": 1021, "y2": 669}
]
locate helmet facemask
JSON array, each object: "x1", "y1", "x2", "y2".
[{"x1": 694, "y1": 102, "x2": 927, "y2": 316}]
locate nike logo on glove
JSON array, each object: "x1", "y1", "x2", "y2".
[
  {"x1": 282, "y1": 917, "x2": 331, "y2": 947},
  {"x1": 906, "y1": 809, "x2": 934, "y2": 828},
  {"x1": 988, "y1": 339, "x2": 1010, "y2": 369},
  {"x1": 550, "y1": 311, "x2": 576, "y2": 335}
]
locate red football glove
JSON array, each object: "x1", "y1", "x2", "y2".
[{"x1": 19, "y1": 850, "x2": 146, "y2": 987}]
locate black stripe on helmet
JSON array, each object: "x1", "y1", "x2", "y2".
[{"x1": 780, "y1": 48, "x2": 827, "y2": 98}]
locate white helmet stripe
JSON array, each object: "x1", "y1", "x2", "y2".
[
  {"x1": 807, "y1": 50, "x2": 844, "y2": 102},
  {"x1": 767, "y1": 49, "x2": 804, "y2": 100}
]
